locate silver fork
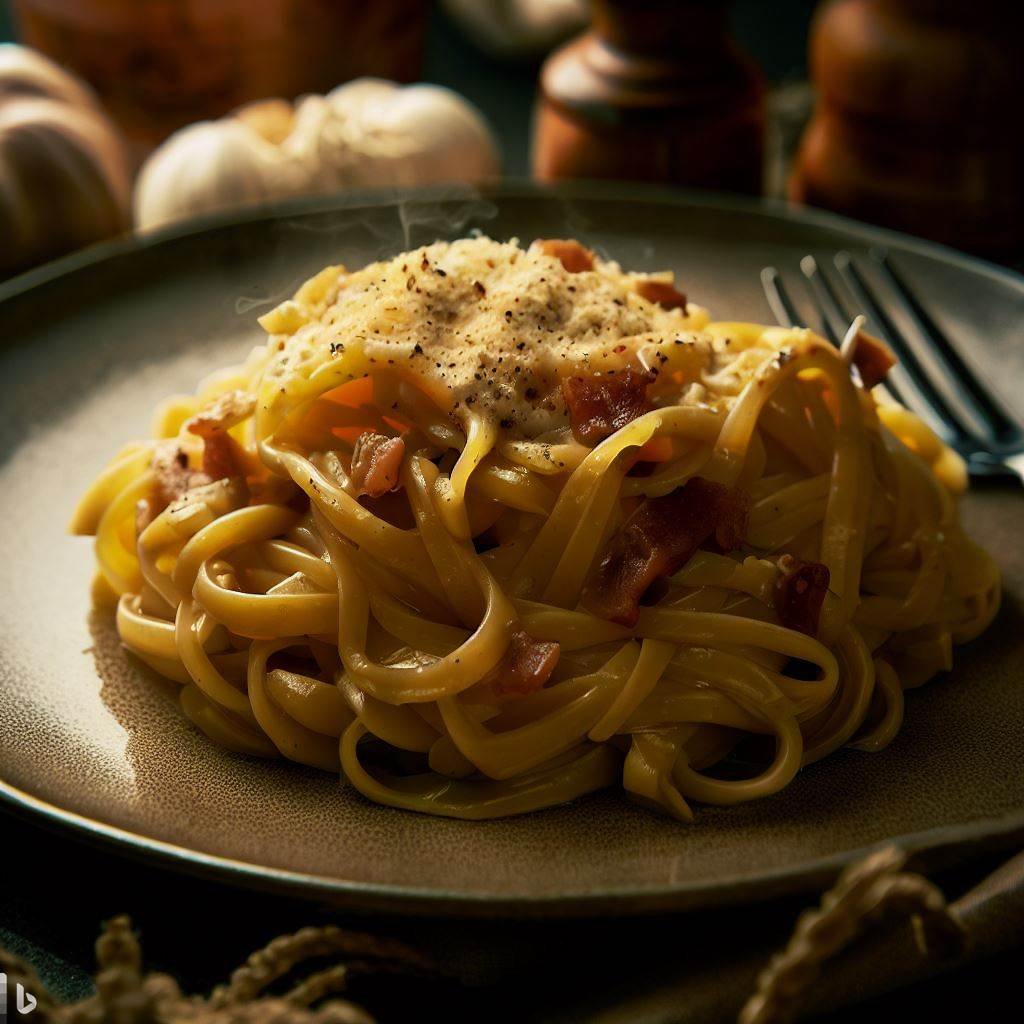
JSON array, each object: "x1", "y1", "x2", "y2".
[{"x1": 761, "y1": 249, "x2": 1024, "y2": 483}]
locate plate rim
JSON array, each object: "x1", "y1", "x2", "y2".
[
  {"x1": 4, "y1": 776, "x2": 1023, "y2": 918},
  {"x1": 1, "y1": 180, "x2": 1022, "y2": 309},
  {"x1": 2, "y1": 181, "x2": 1022, "y2": 916}
]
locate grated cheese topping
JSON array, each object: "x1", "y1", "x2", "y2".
[{"x1": 258, "y1": 236, "x2": 712, "y2": 437}]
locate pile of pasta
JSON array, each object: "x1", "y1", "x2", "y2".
[{"x1": 72, "y1": 237, "x2": 1000, "y2": 821}]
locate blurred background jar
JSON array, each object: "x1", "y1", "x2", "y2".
[
  {"x1": 533, "y1": 0, "x2": 766, "y2": 194},
  {"x1": 791, "y1": 0, "x2": 1024, "y2": 256},
  {"x1": 12, "y1": 0, "x2": 430, "y2": 166}
]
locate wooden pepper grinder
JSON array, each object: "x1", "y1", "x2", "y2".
[
  {"x1": 791, "y1": 0, "x2": 1024, "y2": 255},
  {"x1": 533, "y1": 0, "x2": 765, "y2": 194}
]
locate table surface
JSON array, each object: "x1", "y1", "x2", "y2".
[
  {"x1": 2, "y1": 811, "x2": 1020, "y2": 1021},
  {"x1": 0, "y1": 3, "x2": 1020, "y2": 1019}
]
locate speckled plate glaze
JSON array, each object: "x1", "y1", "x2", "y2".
[{"x1": 1, "y1": 183, "x2": 1022, "y2": 916}]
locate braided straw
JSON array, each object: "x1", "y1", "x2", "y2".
[
  {"x1": 739, "y1": 846, "x2": 967, "y2": 1024},
  {"x1": 2, "y1": 916, "x2": 435, "y2": 1024},
  {"x1": 208, "y1": 925, "x2": 434, "y2": 1008},
  {"x1": 3, "y1": 847, "x2": 967, "y2": 1024}
]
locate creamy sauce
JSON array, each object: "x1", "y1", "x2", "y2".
[{"x1": 260, "y1": 237, "x2": 711, "y2": 437}]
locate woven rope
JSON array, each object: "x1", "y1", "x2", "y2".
[
  {"x1": 1, "y1": 845, "x2": 969, "y2": 1024},
  {"x1": 3, "y1": 916, "x2": 435, "y2": 1024},
  {"x1": 739, "y1": 846, "x2": 967, "y2": 1024},
  {"x1": 209, "y1": 925, "x2": 433, "y2": 1008}
]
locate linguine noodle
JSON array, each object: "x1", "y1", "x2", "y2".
[{"x1": 72, "y1": 237, "x2": 1000, "y2": 821}]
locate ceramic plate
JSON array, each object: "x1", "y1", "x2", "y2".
[{"x1": 1, "y1": 183, "x2": 1022, "y2": 915}]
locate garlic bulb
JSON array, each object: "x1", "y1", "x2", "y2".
[
  {"x1": 134, "y1": 79, "x2": 500, "y2": 233},
  {"x1": 0, "y1": 42, "x2": 98, "y2": 108},
  {"x1": 0, "y1": 44, "x2": 131, "y2": 278},
  {"x1": 320, "y1": 79, "x2": 501, "y2": 187},
  {"x1": 134, "y1": 118, "x2": 295, "y2": 226}
]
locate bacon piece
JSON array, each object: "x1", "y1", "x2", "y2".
[
  {"x1": 585, "y1": 477, "x2": 749, "y2": 627},
  {"x1": 713, "y1": 486, "x2": 750, "y2": 552},
  {"x1": 491, "y1": 629, "x2": 560, "y2": 696},
  {"x1": 851, "y1": 328, "x2": 896, "y2": 389},
  {"x1": 137, "y1": 441, "x2": 214, "y2": 532},
  {"x1": 350, "y1": 432, "x2": 405, "y2": 498},
  {"x1": 190, "y1": 429, "x2": 249, "y2": 481},
  {"x1": 141, "y1": 391, "x2": 259, "y2": 530},
  {"x1": 562, "y1": 368, "x2": 654, "y2": 446},
  {"x1": 186, "y1": 390, "x2": 257, "y2": 480},
  {"x1": 150, "y1": 441, "x2": 212, "y2": 510},
  {"x1": 634, "y1": 279, "x2": 688, "y2": 311},
  {"x1": 187, "y1": 390, "x2": 256, "y2": 432},
  {"x1": 532, "y1": 238, "x2": 595, "y2": 273},
  {"x1": 774, "y1": 555, "x2": 830, "y2": 636}
]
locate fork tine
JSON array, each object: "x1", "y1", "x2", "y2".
[
  {"x1": 874, "y1": 250, "x2": 1018, "y2": 441},
  {"x1": 760, "y1": 267, "x2": 801, "y2": 328},
  {"x1": 833, "y1": 252, "x2": 969, "y2": 443},
  {"x1": 800, "y1": 255, "x2": 847, "y2": 345},
  {"x1": 802, "y1": 255, "x2": 916, "y2": 414},
  {"x1": 764, "y1": 256, "x2": 943, "y2": 438}
]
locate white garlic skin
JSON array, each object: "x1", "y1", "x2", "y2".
[
  {"x1": 0, "y1": 44, "x2": 131, "y2": 277},
  {"x1": 0, "y1": 43, "x2": 99, "y2": 108},
  {"x1": 134, "y1": 78, "x2": 500, "y2": 233},
  {"x1": 321, "y1": 79, "x2": 501, "y2": 188},
  {"x1": 133, "y1": 119, "x2": 290, "y2": 232}
]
